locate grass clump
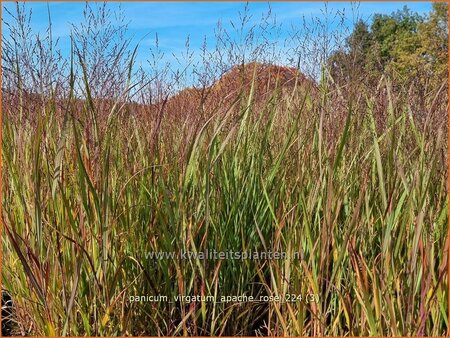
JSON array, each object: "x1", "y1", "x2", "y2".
[{"x1": 2, "y1": 2, "x2": 448, "y2": 336}]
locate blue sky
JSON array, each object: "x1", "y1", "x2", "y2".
[{"x1": 2, "y1": 2, "x2": 434, "y2": 80}]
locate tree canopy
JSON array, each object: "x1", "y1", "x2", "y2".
[{"x1": 329, "y1": 3, "x2": 448, "y2": 95}]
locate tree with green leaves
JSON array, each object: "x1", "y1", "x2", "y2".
[{"x1": 328, "y1": 3, "x2": 448, "y2": 100}]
